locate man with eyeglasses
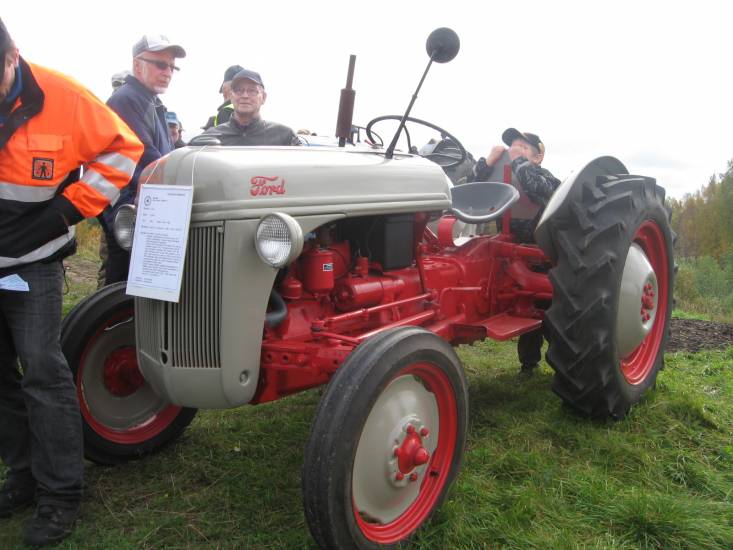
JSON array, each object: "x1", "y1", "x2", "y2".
[
  {"x1": 200, "y1": 69, "x2": 298, "y2": 146},
  {"x1": 102, "y1": 34, "x2": 185, "y2": 285}
]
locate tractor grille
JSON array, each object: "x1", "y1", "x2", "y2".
[{"x1": 137, "y1": 223, "x2": 224, "y2": 368}]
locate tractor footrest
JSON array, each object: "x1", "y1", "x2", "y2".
[{"x1": 480, "y1": 313, "x2": 542, "y2": 340}]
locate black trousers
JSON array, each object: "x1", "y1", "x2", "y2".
[
  {"x1": 102, "y1": 227, "x2": 130, "y2": 285},
  {"x1": 518, "y1": 328, "x2": 543, "y2": 367},
  {"x1": 0, "y1": 261, "x2": 83, "y2": 505}
]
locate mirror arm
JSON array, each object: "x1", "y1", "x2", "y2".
[{"x1": 384, "y1": 53, "x2": 435, "y2": 160}]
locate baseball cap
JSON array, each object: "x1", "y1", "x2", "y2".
[
  {"x1": 502, "y1": 128, "x2": 545, "y2": 155},
  {"x1": 132, "y1": 34, "x2": 186, "y2": 58},
  {"x1": 0, "y1": 18, "x2": 11, "y2": 57},
  {"x1": 220, "y1": 64, "x2": 244, "y2": 92},
  {"x1": 111, "y1": 70, "x2": 131, "y2": 88},
  {"x1": 165, "y1": 111, "x2": 181, "y2": 127},
  {"x1": 231, "y1": 69, "x2": 264, "y2": 88},
  {"x1": 0, "y1": 18, "x2": 12, "y2": 86}
]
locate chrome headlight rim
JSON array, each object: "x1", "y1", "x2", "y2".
[
  {"x1": 113, "y1": 204, "x2": 137, "y2": 251},
  {"x1": 255, "y1": 212, "x2": 304, "y2": 268}
]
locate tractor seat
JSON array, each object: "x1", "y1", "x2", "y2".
[{"x1": 450, "y1": 181, "x2": 519, "y2": 223}]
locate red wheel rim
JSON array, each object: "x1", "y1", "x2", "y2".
[
  {"x1": 77, "y1": 307, "x2": 182, "y2": 444},
  {"x1": 353, "y1": 361, "x2": 458, "y2": 544},
  {"x1": 621, "y1": 220, "x2": 669, "y2": 384}
]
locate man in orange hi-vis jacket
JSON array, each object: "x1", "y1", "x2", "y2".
[{"x1": 0, "y1": 18, "x2": 142, "y2": 547}]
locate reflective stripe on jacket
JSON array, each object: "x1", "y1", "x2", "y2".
[{"x1": 0, "y1": 59, "x2": 143, "y2": 268}]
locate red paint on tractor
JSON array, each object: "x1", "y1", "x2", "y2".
[{"x1": 253, "y1": 218, "x2": 553, "y2": 404}]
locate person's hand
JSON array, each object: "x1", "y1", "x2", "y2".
[{"x1": 485, "y1": 145, "x2": 506, "y2": 166}]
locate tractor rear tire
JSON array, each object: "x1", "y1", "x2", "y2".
[
  {"x1": 62, "y1": 283, "x2": 197, "y2": 464},
  {"x1": 303, "y1": 327, "x2": 468, "y2": 549},
  {"x1": 541, "y1": 175, "x2": 674, "y2": 419}
]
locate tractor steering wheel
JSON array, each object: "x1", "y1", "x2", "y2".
[{"x1": 366, "y1": 115, "x2": 468, "y2": 169}]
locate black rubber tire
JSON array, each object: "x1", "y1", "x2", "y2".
[
  {"x1": 62, "y1": 283, "x2": 197, "y2": 465},
  {"x1": 540, "y1": 175, "x2": 675, "y2": 419},
  {"x1": 303, "y1": 327, "x2": 468, "y2": 549}
]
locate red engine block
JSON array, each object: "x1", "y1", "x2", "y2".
[{"x1": 253, "y1": 224, "x2": 552, "y2": 404}]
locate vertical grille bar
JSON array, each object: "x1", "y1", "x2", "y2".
[{"x1": 137, "y1": 223, "x2": 224, "y2": 368}]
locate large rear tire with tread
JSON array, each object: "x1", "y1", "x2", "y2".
[
  {"x1": 540, "y1": 175, "x2": 675, "y2": 419},
  {"x1": 303, "y1": 327, "x2": 468, "y2": 549},
  {"x1": 62, "y1": 283, "x2": 197, "y2": 465}
]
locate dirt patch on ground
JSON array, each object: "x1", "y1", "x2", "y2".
[{"x1": 666, "y1": 318, "x2": 733, "y2": 353}]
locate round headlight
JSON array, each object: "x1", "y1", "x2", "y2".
[
  {"x1": 113, "y1": 204, "x2": 137, "y2": 251},
  {"x1": 255, "y1": 213, "x2": 303, "y2": 268}
]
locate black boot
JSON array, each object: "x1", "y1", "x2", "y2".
[
  {"x1": 23, "y1": 502, "x2": 80, "y2": 547},
  {"x1": 0, "y1": 472, "x2": 36, "y2": 518},
  {"x1": 519, "y1": 362, "x2": 539, "y2": 376}
]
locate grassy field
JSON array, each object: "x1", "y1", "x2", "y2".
[{"x1": 1, "y1": 228, "x2": 732, "y2": 549}]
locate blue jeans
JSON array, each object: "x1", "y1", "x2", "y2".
[{"x1": 0, "y1": 261, "x2": 83, "y2": 505}]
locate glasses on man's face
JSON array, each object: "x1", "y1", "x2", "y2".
[
  {"x1": 231, "y1": 86, "x2": 261, "y2": 97},
  {"x1": 138, "y1": 57, "x2": 180, "y2": 72}
]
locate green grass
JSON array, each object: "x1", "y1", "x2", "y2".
[
  {"x1": 2, "y1": 244, "x2": 732, "y2": 548},
  {"x1": 672, "y1": 308, "x2": 716, "y2": 321},
  {"x1": 62, "y1": 221, "x2": 102, "y2": 317},
  {"x1": 2, "y1": 337, "x2": 731, "y2": 549}
]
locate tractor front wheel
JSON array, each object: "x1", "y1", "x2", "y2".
[
  {"x1": 303, "y1": 327, "x2": 468, "y2": 549},
  {"x1": 62, "y1": 283, "x2": 197, "y2": 464}
]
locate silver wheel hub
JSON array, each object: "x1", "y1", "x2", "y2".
[
  {"x1": 352, "y1": 374, "x2": 439, "y2": 524},
  {"x1": 81, "y1": 317, "x2": 167, "y2": 430},
  {"x1": 617, "y1": 243, "x2": 658, "y2": 358}
]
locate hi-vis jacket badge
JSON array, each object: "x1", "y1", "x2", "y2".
[{"x1": 32, "y1": 158, "x2": 54, "y2": 180}]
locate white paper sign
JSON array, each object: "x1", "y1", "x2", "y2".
[
  {"x1": 126, "y1": 185, "x2": 194, "y2": 302},
  {"x1": 0, "y1": 274, "x2": 29, "y2": 292}
]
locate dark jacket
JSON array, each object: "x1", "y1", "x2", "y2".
[
  {"x1": 201, "y1": 116, "x2": 298, "y2": 146},
  {"x1": 105, "y1": 75, "x2": 173, "y2": 225},
  {"x1": 202, "y1": 100, "x2": 234, "y2": 130},
  {"x1": 474, "y1": 156, "x2": 560, "y2": 206}
]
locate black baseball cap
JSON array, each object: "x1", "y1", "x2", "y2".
[
  {"x1": 0, "y1": 18, "x2": 12, "y2": 85},
  {"x1": 231, "y1": 68, "x2": 264, "y2": 88},
  {"x1": 0, "y1": 18, "x2": 10, "y2": 55},
  {"x1": 502, "y1": 128, "x2": 545, "y2": 155},
  {"x1": 220, "y1": 64, "x2": 244, "y2": 92}
]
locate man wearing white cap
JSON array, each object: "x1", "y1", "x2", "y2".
[{"x1": 102, "y1": 34, "x2": 186, "y2": 284}]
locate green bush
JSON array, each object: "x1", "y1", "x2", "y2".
[{"x1": 674, "y1": 256, "x2": 733, "y2": 321}]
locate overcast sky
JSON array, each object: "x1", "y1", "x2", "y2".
[{"x1": 4, "y1": 1, "x2": 731, "y2": 198}]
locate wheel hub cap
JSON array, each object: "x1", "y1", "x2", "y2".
[
  {"x1": 103, "y1": 347, "x2": 144, "y2": 397},
  {"x1": 390, "y1": 422, "x2": 431, "y2": 486},
  {"x1": 617, "y1": 243, "x2": 658, "y2": 358},
  {"x1": 352, "y1": 375, "x2": 440, "y2": 524}
]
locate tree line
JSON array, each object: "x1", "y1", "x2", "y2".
[
  {"x1": 666, "y1": 158, "x2": 733, "y2": 320},
  {"x1": 668, "y1": 158, "x2": 733, "y2": 259}
]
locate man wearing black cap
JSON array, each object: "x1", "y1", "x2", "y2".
[
  {"x1": 101, "y1": 34, "x2": 186, "y2": 285},
  {"x1": 201, "y1": 68, "x2": 298, "y2": 146},
  {"x1": 474, "y1": 128, "x2": 560, "y2": 231},
  {"x1": 473, "y1": 128, "x2": 561, "y2": 374},
  {"x1": 0, "y1": 18, "x2": 143, "y2": 546},
  {"x1": 202, "y1": 64, "x2": 243, "y2": 130}
]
